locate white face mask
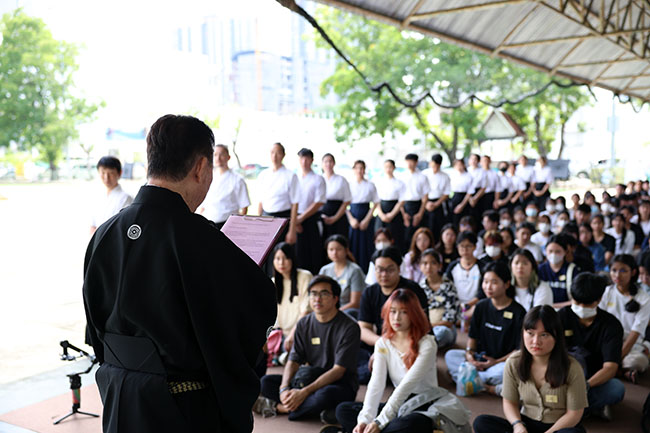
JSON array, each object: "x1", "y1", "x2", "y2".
[
  {"x1": 547, "y1": 253, "x2": 564, "y2": 265},
  {"x1": 571, "y1": 304, "x2": 597, "y2": 319},
  {"x1": 538, "y1": 223, "x2": 550, "y2": 233},
  {"x1": 375, "y1": 241, "x2": 390, "y2": 251},
  {"x1": 500, "y1": 219, "x2": 511, "y2": 228},
  {"x1": 555, "y1": 204, "x2": 565, "y2": 212},
  {"x1": 485, "y1": 245, "x2": 502, "y2": 258},
  {"x1": 525, "y1": 208, "x2": 538, "y2": 217},
  {"x1": 556, "y1": 219, "x2": 568, "y2": 229}
]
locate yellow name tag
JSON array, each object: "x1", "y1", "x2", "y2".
[
  {"x1": 311, "y1": 337, "x2": 321, "y2": 345},
  {"x1": 559, "y1": 275, "x2": 566, "y2": 281},
  {"x1": 545, "y1": 394, "x2": 558, "y2": 403},
  {"x1": 340, "y1": 279, "x2": 347, "y2": 286},
  {"x1": 565, "y1": 330, "x2": 573, "y2": 337},
  {"x1": 503, "y1": 311, "x2": 513, "y2": 319},
  {"x1": 435, "y1": 296, "x2": 445, "y2": 303},
  {"x1": 378, "y1": 347, "x2": 388, "y2": 354},
  {"x1": 607, "y1": 301, "x2": 615, "y2": 308}
]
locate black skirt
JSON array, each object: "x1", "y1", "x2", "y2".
[
  {"x1": 375, "y1": 199, "x2": 404, "y2": 253},
  {"x1": 349, "y1": 203, "x2": 373, "y2": 274},
  {"x1": 321, "y1": 199, "x2": 349, "y2": 240}
]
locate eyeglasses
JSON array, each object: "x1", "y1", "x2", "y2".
[
  {"x1": 309, "y1": 291, "x2": 333, "y2": 299},
  {"x1": 375, "y1": 266, "x2": 398, "y2": 274}
]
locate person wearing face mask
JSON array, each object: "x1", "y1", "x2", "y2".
[
  {"x1": 499, "y1": 208, "x2": 514, "y2": 230},
  {"x1": 540, "y1": 197, "x2": 558, "y2": 225},
  {"x1": 365, "y1": 228, "x2": 395, "y2": 286},
  {"x1": 524, "y1": 203, "x2": 540, "y2": 225},
  {"x1": 599, "y1": 254, "x2": 650, "y2": 384},
  {"x1": 531, "y1": 214, "x2": 552, "y2": 248},
  {"x1": 532, "y1": 156, "x2": 554, "y2": 211},
  {"x1": 515, "y1": 222, "x2": 544, "y2": 264},
  {"x1": 554, "y1": 210, "x2": 571, "y2": 234},
  {"x1": 538, "y1": 235, "x2": 582, "y2": 309},
  {"x1": 494, "y1": 161, "x2": 514, "y2": 212},
  {"x1": 478, "y1": 231, "x2": 509, "y2": 272},
  {"x1": 558, "y1": 273, "x2": 625, "y2": 421}
]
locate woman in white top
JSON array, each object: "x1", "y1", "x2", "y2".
[
  {"x1": 631, "y1": 200, "x2": 650, "y2": 238},
  {"x1": 347, "y1": 160, "x2": 379, "y2": 274},
  {"x1": 532, "y1": 156, "x2": 554, "y2": 211},
  {"x1": 600, "y1": 254, "x2": 650, "y2": 382},
  {"x1": 271, "y1": 242, "x2": 312, "y2": 352},
  {"x1": 510, "y1": 248, "x2": 553, "y2": 311},
  {"x1": 321, "y1": 153, "x2": 352, "y2": 240},
  {"x1": 606, "y1": 213, "x2": 635, "y2": 255},
  {"x1": 335, "y1": 289, "x2": 437, "y2": 433},
  {"x1": 450, "y1": 159, "x2": 474, "y2": 227},
  {"x1": 375, "y1": 159, "x2": 406, "y2": 252},
  {"x1": 400, "y1": 227, "x2": 434, "y2": 283},
  {"x1": 530, "y1": 214, "x2": 552, "y2": 248}
]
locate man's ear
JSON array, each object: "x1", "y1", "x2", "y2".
[{"x1": 193, "y1": 156, "x2": 210, "y2": 182}]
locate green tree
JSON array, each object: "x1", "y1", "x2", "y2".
[
  {"x1": 0, "y1": 9, "x2": 100, "y2": 179},
  {"x1": 312, "y1": 6, "x2": 592, "y2": 160}
]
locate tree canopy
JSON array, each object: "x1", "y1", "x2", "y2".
[
  {"x1": 312, "y1": 6, "x2": 592, "y2": 162},
  {"x1": 0, "y1": 9, "x2": 100, "y2": 178}
]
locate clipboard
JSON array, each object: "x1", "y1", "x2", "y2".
[{"x1": 220, "y1": 214, "x2": 288, "y2": 265}]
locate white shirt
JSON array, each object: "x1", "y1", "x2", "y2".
[
  {"x1": 468, "y1": 166, "x2": 487, "y2": 192},
  {"x1": 484, "y1": 169, "x2": 499, "y2": 194},
  {"x1": 496, "y1": 172, "x2": 511, "y2": 193},
  {"x1": 534, "y1": 165, "x2": 554, "y2": 184},
  {"x1": 517, "y1": 241, "x2": 544, "y2": 263},
  {"x1": 508, "y1": 173, "x2": 527, "y2": 193},
  {"x1": 350, "y1": 179, "x2": 379, "y2": 204},
  {"x1": 297, "y1": 170, "x2": 326, "y2": 213},
  {"x1": 515, "y1": 164, "x2": 535, "y2": 184},
  {"x1": 450, "y1": 171, "x2": 474, "y2": 193},
  {"x1": 630, "y1": 215, "x2": 650, "y2": 237},
  {"x1": 605, "y1": 227, "x2": 636, "y2": 255},
  {"x1": 531, "y1": 231, "x2": 551, "y2": 249},
  {"x1": 450, "y1": 262, "x2": 481, "y2": 304},
  {"x1": 324, "y1": 173, "x2": 352, "y2": 202},
  {"x1": 424, "y1": 169, "x2": 451, "y2": 199},
  {"x1": 600, "y1": 284, "x2": 650, "y2": 336},
  {"x1": 90, "y1": 184, "x2": 133, "y2": 228},
  {"x1": 358, "y1": 335, "x2": 438, "y2": 427},
  {"x1": 514, "y1": 282, "x2": 553, "y2": 312},
  {"x1": 200, "y1": 169, "x2": 250, "y2": 223},
  {"x1": 399, "y1": 170, "x2": 430, "y2": 201},
  {"x1": 375, "y1": 176, "x2": 405, "y2": 201},
  {"x1": 257, "y1": 165, "x2": 300, "y2": 213}
]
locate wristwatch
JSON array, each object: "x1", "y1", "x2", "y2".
[
  {"x1": 511, "y1": 419, "x2": 524, "y2": 428},
  {"x1": 373, "y1": 418, "x2": 385, "y2": 430}
]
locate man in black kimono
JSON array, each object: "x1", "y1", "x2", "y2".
[{"x1": 83, "y1": 114, "x2": 277, "y2": 433}]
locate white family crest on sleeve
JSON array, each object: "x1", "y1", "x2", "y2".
[{"x1": 127, "y1": 224, "x2": 142, "y2": 240}]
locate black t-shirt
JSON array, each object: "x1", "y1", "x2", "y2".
[
  {"x1": 469, "y1": 298, "x2": 526, "y2": 359},
  {"x1": 289, "y1": 310, "x2": 361, "y2": 391},
  {"x1": 558, "y1": 307, "x2": 623, "y2": 378},
  {"x1": 596, "y1": 233, "x2": 616, "y2": 254},
  {"x1": 440, "y1": 250, "x2": 460, "y2": 273},
  {"x1": 358, "y1": 276, "x2": 428, "y2": 333},
  {"x1": 630, "y1": 223, "x2": 645, "y2": 246},
  {"x1": 573, "y1": 244, "x2": 595, "y2": 273}
]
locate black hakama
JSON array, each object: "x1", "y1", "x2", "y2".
[
  {"x1": 375, "y1": 199, "x2": 404, "y2": 253},
  {"x1": 349, "y1": 202, "x2": 374, "y2": 273}
]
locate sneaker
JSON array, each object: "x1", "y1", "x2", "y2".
[
  {"x1": 593, "y1": 404, "x2": 613, "y2": 422},
  {"x1": 252, "y1": 396, "x2": 278, "y2": 418},
  {"x1": 278, "y1": 352, "x2": 289, "y2": 366},
  {"x1": 320, "y1": 408, "x2": 338, "y2": 425}
]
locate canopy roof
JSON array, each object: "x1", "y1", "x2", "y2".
[{"x1": 313, "y1": 0, "x2": 650, "y2": 102}]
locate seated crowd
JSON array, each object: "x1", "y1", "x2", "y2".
[{"x1": 244, "y1": 149, "x2": 650, "y2": 432}]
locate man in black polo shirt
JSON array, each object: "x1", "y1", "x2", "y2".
[
  {"x1": 558, "y1": 272, "x2": 625, "y2": 421},
  {"x1": 357, "y1": 246, "x2": 428, "y2": 383},
  {"x1": 255, "y1": 275, "x2": 359, "y2": 422}
]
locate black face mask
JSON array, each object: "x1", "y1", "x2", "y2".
[{"x1": 499, "y1": 167, "x2": 507, "y2": 173}]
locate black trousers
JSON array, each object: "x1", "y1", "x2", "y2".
[
  {"x1": 295, "y1": 213, "x2": 322, "y2": 274},
  {"x1": 425, "y1": 198, "x2": 448, "y2": 242},
  {"x1": 473, "y1": 414, "x2": 585, "y2": 433},
  {"x1": 403, "y1": 200, "x2": 422, "y2": 252},
  {"x1": 375, "y1": 200, "x2": 404, "y2": 253},
  {"x1": 335, "y1": 401, "x2": 432, "y2": 433},
  {"x1": 259, "y1": 374, "x2": 356, "y2": 421}
]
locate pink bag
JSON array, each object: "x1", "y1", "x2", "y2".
[{"x1": 266, "y1": 329, "x2": 283, "y2": 367}]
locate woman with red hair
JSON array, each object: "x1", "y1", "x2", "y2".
[{"x1": 334, "y1": 289, "x2": 438, "y2": 433}]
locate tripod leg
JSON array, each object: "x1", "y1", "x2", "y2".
[
  {"x1": 76, "y1": 410, "x2": 100, "y2": 418},
  {"x1": 53, "y1": 411, "x2": 75, "y2": 425}
]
